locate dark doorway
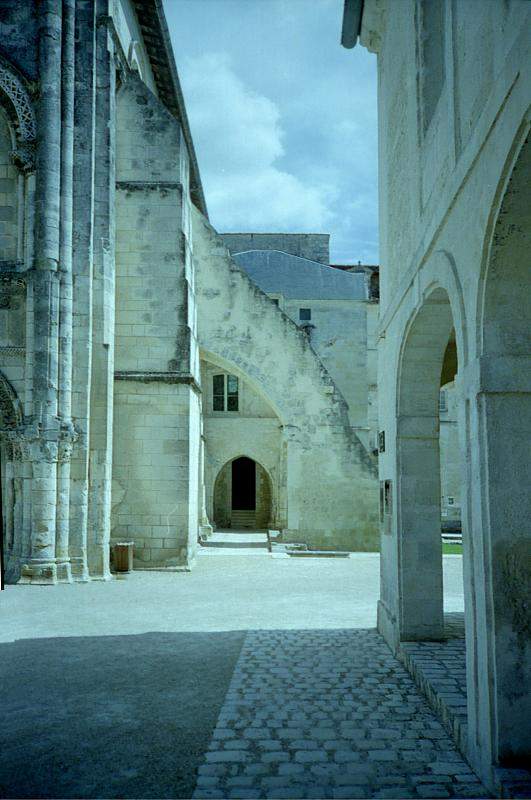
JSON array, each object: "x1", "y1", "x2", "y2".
[{"x1": 231, "y1": 457, "x2": 256, "y2": 511}]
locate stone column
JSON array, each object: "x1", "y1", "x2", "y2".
[
  {"x1": 463, "y1": 356, "x2": 531, "y2": 780},
  {"x1": 198, "y1": 428, "x2": 213, "y2": 540},
  {"x1": 86, "y1": 5, "x2": 115, "y2": 580},
  {"x1": 21, "y1": 0, "x2": 63, "y2": 584},
  {"x1": 55, "y1": 0, "x2": 76, "y2": 583},
  {"x1": 396, "y1": 413, "x2": 444, "y2": 640},
  {"x1": 69, "y1": 0, "x2": 97, "y2": 581}
]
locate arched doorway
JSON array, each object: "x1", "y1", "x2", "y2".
[
  {"x1": 213, "y1": 457, "x2": 272, "y2": 530},
  {"x1": 396, "y1": 287, "x2": 465, "y2": 640},
  {"x1": 0, "y1": 372, "x2": 23, "y2": 585}
]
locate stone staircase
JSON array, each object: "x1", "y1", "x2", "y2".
[
  {"x1": 199, "y1": 529, "x2": 269, "y2": 556},
  {"x1": 230, "y1": 510, "x2": 256, "y2": 529}
]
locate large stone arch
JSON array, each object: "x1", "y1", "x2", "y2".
[
  {"x1": 471, "y1": 124, "x2": 531, "y2": 769},
  {"x1": 395, "y1": 286, "x2": 461, "y2": 640},
  {"x1": 193, "y1": 206, "x2": 379, "y2": 551}
]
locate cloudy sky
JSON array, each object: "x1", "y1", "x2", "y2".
[{"x1": 163, "y1": 0, "x2": 378, "y2": 264}]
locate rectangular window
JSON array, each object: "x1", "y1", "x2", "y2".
[
  {"x1": 227, "y1": 374, "x2": 239, "y2": 411},
  {"x1": 299, "y1": 308, "x2": 311, "y2": 321},
  {"x1": 213, "y1": 373, "x2": 239, "y2": 412},
  {"x1": 439, "y1": 390, "x2": 447, "y2": 413},
  {"x1": 213, "y1": 374, "x2": 225, "y2": 411}
]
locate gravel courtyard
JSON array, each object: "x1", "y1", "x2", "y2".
[{"x1": 0, "y1": 554, "x2": 484, "y2": 799}]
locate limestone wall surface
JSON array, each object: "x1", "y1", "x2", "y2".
[
  {"x1": 359, "y1": 0, "x2": 531, "y2": 783},
  {"x1": 194, "y1": 208, "x2": 379, "y2": 551},
  {"x1": 112, "y1": 75, "x2": 200, "y2": 569}
]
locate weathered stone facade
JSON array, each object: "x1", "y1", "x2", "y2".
[
  {"x1": 343, "y1": 0, "x2": 531, "y2": 791},
  {"x1": 0, "y1": 0, "x2": 380, "y2": 586}
]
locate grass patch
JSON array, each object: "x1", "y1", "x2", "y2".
[{"x1": 442, "y1": 543, "x2": 463, "y2": 555}]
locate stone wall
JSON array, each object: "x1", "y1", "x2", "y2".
[
  {"x1": 355, "y1": 0, "x2": 531, "y2": 784},
  {"x1": 112, "y1": 74, "x2": 200, "y2": 569},
  {"x1": 195, "y1": 208, "x2": 379, "y2": 551}
]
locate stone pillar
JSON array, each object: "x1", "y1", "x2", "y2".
[
  {"x1": 86, "y1": 6, "x2": 115, "y2": 580},
  {"x1": 69, "y1": 0, "x2": 97, "y2": 582},
  {"x1": 463, "y1": 356, "x2": 531, "y2": 779},
  {"x1": 56, "y1": 0, "x2": 76, "y2": 583},
  {"x1": 282, "y1": 425, "x2": 302, "y2": 536},
  {"x1": 21, "y1": 0, "x2": 63, "y2": 584},
  {"x1": 198, "y1": 431, "x2": 213, "y2": 540},
  {"x1": 396, "y1": 413, "x2": 444, "y2": 640}
]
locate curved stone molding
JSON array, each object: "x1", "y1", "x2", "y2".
[
  {"x1": 0, "y1": 56, "x2": 37, "y2": 172},
  {"x1": 0, "y1": 371, "x2": 23, "y2": 429}
]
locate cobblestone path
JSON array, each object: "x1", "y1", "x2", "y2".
[{"x1": 193, "y1": 629, "x2": 489, "y2": 800}]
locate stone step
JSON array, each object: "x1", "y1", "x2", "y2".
[
  {"x1": 200, "y1": 531, "x2": 269, "y2": 550},
  {"x1": 230, "y1": 510, "x2": 256, "y2": 528}
]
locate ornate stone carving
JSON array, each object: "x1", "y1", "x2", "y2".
[
  {"x1": 58, "y1": 421, "x2": 78, "y2": 463},
  {"x1": 0, "y1": 371, "x2": 23, "y2": 429},
  {"x1": 12, "y1": 141, "x2": 36, "y2": 174},
  {"x1": 0, "y1": 57, "x2": 37, "y2": 172}
]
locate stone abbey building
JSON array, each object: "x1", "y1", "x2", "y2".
[
  {"x1": 342, "y1": 0, "x2": 530, "y2": 791},
  {"x1": 0, "y1": 0, "x2": 379, "y2": 586},
  {"x1": 0, "y1": 0, "x2": 530, "y2": 792}
]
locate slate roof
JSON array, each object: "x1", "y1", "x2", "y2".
[{"x1": 232, "y1": 250, "x2": 367, "y2": 301}]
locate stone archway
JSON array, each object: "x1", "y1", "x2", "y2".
[
  {"x1": 396, "y1": 287, "x2": 463, "y2": 641},
  {"x1": 0, "y1": 370, "x2": 23, "y2": 586},
  {"x1": 213, "y1": 456, "x2": 273, "y2": 530},
  {"x1": 474, "y1": 128, "x2": 531, "y2": 767}
]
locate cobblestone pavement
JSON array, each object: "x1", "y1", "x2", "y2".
[
  {"x1": 400, "y1": 614, "x2": 467, "y2": 753},
  {"x1": 193, "y1": 629, "x2": 489, "y2": 800}
]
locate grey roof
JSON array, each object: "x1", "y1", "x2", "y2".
[{"x1": 232, "y1": 250, "x2": 367, "y2": 301}]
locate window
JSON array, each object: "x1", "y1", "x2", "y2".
[
  {"x1": 447, "y1": 496, "x2": 455, "y2": 506},
  {"x1": 299, "y1": 308, "x2": 311, "y2": 321},
  {"x1": 417, "y1": 0, "x2": 445, "y2": 135},
  {"x1": 271, "y1": 299, "x2": 279, "y2": 306},
  {"x1": 439, "y1": 390, "x2": 447, "y2": 413},
  {"x1": 213, "y1": 373, "x2": 239, "y2": 412}
]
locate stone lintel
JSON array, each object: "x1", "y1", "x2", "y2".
[{"x1": 114, "y1": 370, "x2": 201, "y2": 393}]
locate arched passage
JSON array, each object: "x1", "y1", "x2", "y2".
[
  {"x1": 396, "y1": 287, "x2": 462, "y2": 640},
  {"x1": 213, "y1": 456, "x2": 272, "y2": 530},
  {"x1": 0, "y1": 371, "x2": 23, "y2": 585},
  {"x1": 475, "y1": 128, "x2": 531, "y2": 766}
]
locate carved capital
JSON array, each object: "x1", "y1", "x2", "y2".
[
  {"x1": 58, "y1": 421, "x2": 78, "y2": 463},
  {"x1": 11, "y1": 141, "x2": 36, "y2": 173}
]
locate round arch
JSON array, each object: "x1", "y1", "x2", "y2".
[
  {"x1": 395, "y1": 285, "x2": 463, "y2": 640},
  {"x1": 472, "y1": 124, "x2": 531, "y2": 766},
  {"x1": 0, "y1": 56, "x2": 36, "y2": 172},
  {"x1": 213, "y1": 454, "x2": 274, "y2": 530}
]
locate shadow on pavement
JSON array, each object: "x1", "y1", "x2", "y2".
[{"x1": 0, "y1": 631, "x2": 246, "y2": 799}]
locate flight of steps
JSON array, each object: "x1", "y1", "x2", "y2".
[
  {"x1": 199, "y1": 528, "x2": 269, "y2": 556},
  {"x1": 230, "y1": 510, "x2": 256, "y2": 529}
]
